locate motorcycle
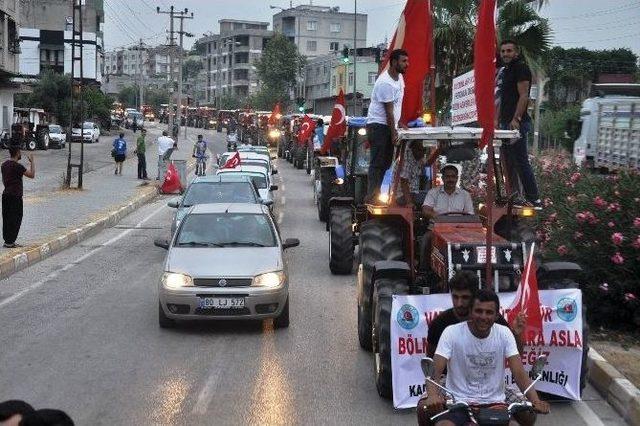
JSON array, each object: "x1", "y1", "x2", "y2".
[
  {"x1": 418, "y1": 355, "x2": 547, "y2": 426},
  {"x1": 226, "y1": 132, "x2": 238, "y2": 152}
]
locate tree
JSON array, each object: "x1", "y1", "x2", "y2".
[
  {"x1": 219, "y1": 93, "x2": 243, "y2": 110},
  {"x1": 254, "y1": 33, "x2": 305, "y2": 109},
  {"x1": 144, "y1": 87, "x2": 170, "y2": 112},
  {"x1": 118, "y1": 86, "x2": 138, "y2": 108},
  {"x1": 433, "y1": 0, "x2": 551, "y2": 116},
  {"x1": 182, "y1": 57, "x2": 203, "y2": 81},
  {"x1": 538, "y1": 104, "x2": 580, "y2": 151},
  {"x1": 191, "y1": 39, "x2": 207, "y2": 56}
]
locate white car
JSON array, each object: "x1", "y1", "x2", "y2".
[
  {"x1": 216, "y1": 165, "x2": 277, "y2": 211},
  {"x1": 48, "y1": 124, "x2": 66, "y2": 149},
  {"x1": 72, "y1": 122, "x2": 100, "y2": 143}
]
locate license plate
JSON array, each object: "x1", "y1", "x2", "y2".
[
  {"x1": 199, "y1": 297, "x2": 245, "y2": 309},
  {"x1": 476, "y1": 246, "x2": 497, "y2": 264}
]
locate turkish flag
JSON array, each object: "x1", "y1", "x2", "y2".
[
  {"x1": 297, "y1": 114, "x2": 316, "y2": 145},
  {"x1": 381, "y1": 0, "x2": 432, "y2": 124},
  {"x1": 321, "y1": 89, "x2": 347, "y2": 154},
  {"x1": 474, "y1": 0, "x2": 497, "y2": 149},
  {"x1": 268, "y1": 103, "x2": 281, "y2": 126},
  {"x1": 160, "y1": 163, "x2": 183, "y2": 194},
  {"x1": 507, "y1": 243, "x2": 543, "y2": 338},
  {"x1": 221, "y1": 151, "x2": 241, "y2": 169}
]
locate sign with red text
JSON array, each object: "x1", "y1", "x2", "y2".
[
  {"x1": 451, "y1": 70, "x2": 477, "y2": 125},
  {"x1": 390, "y1": 289, "x2": 584, "y2": 409}
]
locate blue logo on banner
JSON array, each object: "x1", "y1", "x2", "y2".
[
  {"x1": 556, "y1": 297, "x2": 578, "y2": 322},
  {"x1": 397, "y1": 304, "x2": 420, "y2": 330}
]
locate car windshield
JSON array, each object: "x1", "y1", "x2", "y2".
[
  {"x1": 176, "y1": 213, "x2": 276, "y2": 247},
  {"x1": 219, "y1": 172, "x2": 267, "y2": 189},
  {"x1": 82, "y1": 123, "x2": 94, "y2": 129},
  {"x1": 49, "y1": 125, "x2": 62, "y2": 133},
  {"x1": 181, "y1": 182, "x2": 257, "y2": 206}
]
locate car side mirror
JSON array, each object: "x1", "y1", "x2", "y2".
[
  {"x1": 154, "y1": 238, "x2": 170, "y2": 250},
  {"x1": 282, "y1": 238, "x2": 300, "y2": 249},
  {"x1": 271, "y1": 169, "x2": 278, "y2": 175},
  {"x1": 167, "y1": 200, "x2": 179, "y2": 208},
  {"x1": 262, "y1": 199, "x2": 274, "y2": 207},
  {"x1": 270, "y1": 185, "x2": 278, "y2": 191}
]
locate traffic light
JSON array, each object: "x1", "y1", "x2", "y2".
[
  {"x1": 296, "y1": 97, "x2": 305, "y2": 113},
  {"x1": 342, "y1": 46, "x2": 349, "y2": 63}
]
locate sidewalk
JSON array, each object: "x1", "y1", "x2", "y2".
[{"x1": 0, "y1": 124, "x2": 200, "y2": 279}]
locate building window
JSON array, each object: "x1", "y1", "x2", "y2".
[
  {"x1": 348, "y1": 72, "x2": 354, "y2": 86},
  {"x1": 316, "y1": 66, "x2": 320, "y2": 76},
  {"x1": 330, "y1": 42, "x2": 339, "y2": 51},
  {"x1": 332, "y1": 75, "x2": 336, "y2": 88},
  {"x1": 338, "y1": 73, "x2": 343, "y2": 86},
  {"x1": 368, "y1": 72, "x2": 377, "y2": 85},
  {"x1": 307, "y1": 40, "x2": 317, "y2": 51},
  {"x1": 307, "y1": 20, "x2": 318, "y2": 31},
  {"x1": 330, "y1": 23, "x2": 341, "y2": 33},
  {"x1": 323, "y1": 65, "x2": 328, "y2": 75}
]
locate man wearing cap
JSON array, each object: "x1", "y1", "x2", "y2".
[{"x1": 419, "y1": 164, "x2": 474, "y2": 270}]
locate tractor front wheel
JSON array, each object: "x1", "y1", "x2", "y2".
[{"x1": 329, "y1": 206, "x2": 354, "y2": 274}]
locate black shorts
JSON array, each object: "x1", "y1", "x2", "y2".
[
  {"x1": 366, "y1": 123, "x2": 394, "y2": 169},
  {"x1": 114, "y1": 154, "x2": 126, "y2": 162}
]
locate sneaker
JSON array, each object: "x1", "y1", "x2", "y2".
[
  {"x1": 3, "y1": 243, "x2": 21, "y2": 248},
  {"x1": 115, "y1": 169, "x2": 118, "y2": 175}
]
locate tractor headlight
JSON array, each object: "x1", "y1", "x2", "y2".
[
  {"x1": 253, "y1": 271, "x2": 285, "y2": 288},
  {"x1": 162, "y1": 272, "x2": 193, "y2": 289},
  {"x1": 269, "y1": 129, "x2": 281, "y2": 139},
  {"x1": 519, "y1": 207, "x2": 536, "y2": 217},
  {"x1": 357, "y1": 128, "x2": 367, "y2": 136},
  {"x1": 378, "y1": 193, "x2": 389, "y2": 204},
  {"x1": 333, "y1": 177, "x2": 344, "y2": 185}
]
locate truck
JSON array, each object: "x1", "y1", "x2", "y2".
[{"x1": 573, "y1": 83, "x2": 640, "y2": 171}]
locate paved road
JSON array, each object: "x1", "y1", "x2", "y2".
[{"x1": 0, "y1": 131, "x2": 626, "y2": 425}]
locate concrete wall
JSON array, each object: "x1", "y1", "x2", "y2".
[
  {"x1": 0, "y1": 89, "x2": 15, "y2": 133},
  {"x1": 21, "y1": 0, "x2": 104, "y2": 34}
]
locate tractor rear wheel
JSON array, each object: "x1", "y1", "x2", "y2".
[
  {"x1": 295, "y1": 145, "x2": 305, "y2": 169},
  {"x1": 372, "y1": 276, "x2": 409, "y2": 398},
  {"x1": 357, "y1": 220, "x2": 404, "y2": 351},
  {"x1": 317, "y1": 168, "x2": 333, "y2": 222},
  {"x1": 306, "y1": 148, "x2": 312, "y2": 174},
  {"x1": 329, "y1": 206, "x2": 353, "y2": 274}
]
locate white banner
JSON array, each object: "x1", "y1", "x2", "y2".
[
  {"x1": 451, "y1": 70, "x2": 477, "y2": 125},
  {"x1": 391, "y1": 289, "x2": 584, "y2": 409}
]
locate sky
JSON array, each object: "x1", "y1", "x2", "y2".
[{"x1": 103, "y1": 0, "x2": 640, "y2": 56}]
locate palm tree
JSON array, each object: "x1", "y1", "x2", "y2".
[{"x1": 432, "y1": 0, "x2": 552, "y2": 117}]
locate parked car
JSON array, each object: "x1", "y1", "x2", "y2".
[
  {"x1": 167, "y1": 175, "x2": 269, "y2": 235},
  {"x1": 154, "y1": 203, "x2": 300, "y2": 328},
  {"x1": 48, "y1": 124, "x2": 66, "y2": 149},
  {"x1": 216, "y1": 165, "x2": 278, "y2": 211},
  {"x1": 72, "y1": 122, "x2": 100, "y2": 143}
]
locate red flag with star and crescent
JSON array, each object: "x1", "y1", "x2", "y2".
[
  {"x1": 381, "y1": 0, "x2": 432, "y2": 124},
  {"x1": 321, "y1": 89, "x2": 347, "y2": 154},
  {"x1": 297, "y1": 114, "x2": 316, "y2": 145},
  {"x1": 268, "y1": 103, "x2": 281, "y2": 126},
  {"x1": 507, "y1": 243, "x2": 543, "y2": 338},
  {"x1": 474, "y1": 0, "x2": 497, "y2": 149},
  {"x1": 221, "y1": 151, "x2": 241, "y2": 169}
]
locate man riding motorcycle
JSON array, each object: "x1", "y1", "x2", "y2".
[{"x1": 424, "y1": 289, "x2": 550, "y2": 426}]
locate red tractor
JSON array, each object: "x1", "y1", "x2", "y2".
[{"x1": 356, "y1": 127, "x2": 589, "y2": 398}]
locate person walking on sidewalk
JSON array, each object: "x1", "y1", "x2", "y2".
[
  {"x1": 112, "y1": 133, "x2": 127, "y2": 175},
  {"x1": 498, "y1": 39, "x2": 540, "y2": 208},
  {"x1": 134, "y1": 129, "x2": 149, "y2": 180},
  {"x1": 156, "y1": 130, "x2": 176, "y2": 180},
  {"x1": 365, "y1": 48, "x2": 408, "y2": 202},
  {"x1": 1, "y1": 146, "x2": 35, "y2": 248}
]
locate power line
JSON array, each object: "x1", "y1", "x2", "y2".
[
  {"x1": 116, "y1": 0, "x2": 156, "y2": 34},
  {"x1": 552, "y1": 15, "x2": 640, "y2": 32},
  {"x1": 104, "y1": 0, "x2": 138, "y2": 43}
]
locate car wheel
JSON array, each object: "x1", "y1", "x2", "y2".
[
  {"x1": 274, "y1": 297, "x2": 290, "y2": 328},
  {"x1": 158, "y1": 302, "x2": 176, "y2": 328},
  {"x1": 27, "y1": 139, "x2": 37, "y2": 151}
]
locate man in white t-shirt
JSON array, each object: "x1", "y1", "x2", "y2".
[
  {"x1": 155, "y1": 130, "x2": 176, "y2": 180},
  {"x1": 365, "y1": 49, "x2": 408, "y2": 201},
  {"x1": 425, "y1": 289, "x2": 549, "y2": 425}
]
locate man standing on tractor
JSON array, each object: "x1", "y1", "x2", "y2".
[
  {"x1": 396, "y1": 140, "x2": 427, "y2": 208},
  {"x1": 419, "y1": 164, "x2": 474, "y2": 271},
  {"x1": 498, "y1": 40, "x2": 541, "y2": 209},
  {"x1": 365, "y1": 49, "x2": 408, "y2": 203}
]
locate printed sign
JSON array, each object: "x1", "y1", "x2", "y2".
[
  {"x1": 390, "y1": 289, "x2": 584, "y2": 409},
  {"x1": 451, "y1": 70, "x2": 477, "y2": 125}
]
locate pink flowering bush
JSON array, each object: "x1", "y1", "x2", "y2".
[{"x1": 532, "y1": 150, "x2": 640, "y2": 328}]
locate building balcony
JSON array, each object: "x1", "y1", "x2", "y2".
[{"x1": 232, "y1": 79, "x2": 250, "y2": 86}]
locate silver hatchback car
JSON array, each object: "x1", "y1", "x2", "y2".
[{"x1": 154, "y1": 203, "x2": 299, "y2": 328}]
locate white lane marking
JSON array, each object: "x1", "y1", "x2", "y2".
[
  {"x1": 192, "y1": 367, "x2": 224, "y2": 415},
  {"x1": 0, "y1": 201, "x2": 167, "y2": 308},
  {"x1": 277, "y1": 211, "x2": 284, "y2": 224},
  {"x1": 281, "y1": 196, "x2": 286, "y2": 205},
  {"x1": 572, "y1": 400, "x2": 606, "y2": 426}
]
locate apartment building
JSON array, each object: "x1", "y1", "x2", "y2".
[
  {"x1": 0, "y1": 0, "x2": 21, "y2": 132},
  {"x1": 103, "y1": 46, "x2": 178, "y2": 79}
]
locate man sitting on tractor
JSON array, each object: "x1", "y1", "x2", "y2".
[
  {"x1": 396, "y1": 140, "x2": 427, "y2": 209},
  {"x1": 419, "y1": 164, "x2": 475, "y2": 271}
]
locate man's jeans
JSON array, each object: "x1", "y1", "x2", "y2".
[
  {"x1": 500, "y1": 119, "x2": 539, "y2": 202},
  {"x1": 366, "y1": 123, "x2": 394, "y2": 198},
  {"x1": 158, "y1": 155, "x2": 167, "y2": 180}
]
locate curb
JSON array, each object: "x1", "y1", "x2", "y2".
[
  {"x1": 588, "y1": 349, "x2": 640, "y2": 425},
  {"x1": 0, "y1": 158, "x2": 196, "y2": 282},
  {"x1": 0, "y1": 185, "x2": 158, "y2": 281}
]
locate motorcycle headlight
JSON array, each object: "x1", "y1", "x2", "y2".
[
  {"x1": 162, "y1": 272, "x2": 193, "y2": 289},
  {"x1": 253, "y1": 271, "x2": 285, "y2": 288}
]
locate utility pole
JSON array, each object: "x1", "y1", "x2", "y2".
[
  {"x1": 157, "y1": 6, "x2": 176, "y2": 135},
  {"x1": 66, "y1": 0, "x2": 85, "y2": 189},
  {"x1": 175, "y1": 10, "x2": 194, "y2": 141},
  {"x1": 353, "y1": 0, "x2": 357, "y2": 116},
  {"x1": 138, "y1": 38, "x2": 144, "y2": 109}
]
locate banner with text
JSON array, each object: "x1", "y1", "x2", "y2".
[
  {"x1": 451, "y1": 70, "x2": 477, "y2": 125},
  {"x1": 390, "y1": 289, "x2": 584, "y2": 409}
]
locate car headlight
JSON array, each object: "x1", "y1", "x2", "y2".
[
  {"x1": 253, "y1": 271, "x2": 285, "y2": 288},
  {"x1": 162, "y1": 272, "x2": 193, "y2": 289}
]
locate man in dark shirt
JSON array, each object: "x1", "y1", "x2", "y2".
[
  {"x1": 498, "y1": 40, "x2": 540, "y2": 209},
  {"x1": 1, "y1": 146, "x2": 35, "y2": 248}
]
